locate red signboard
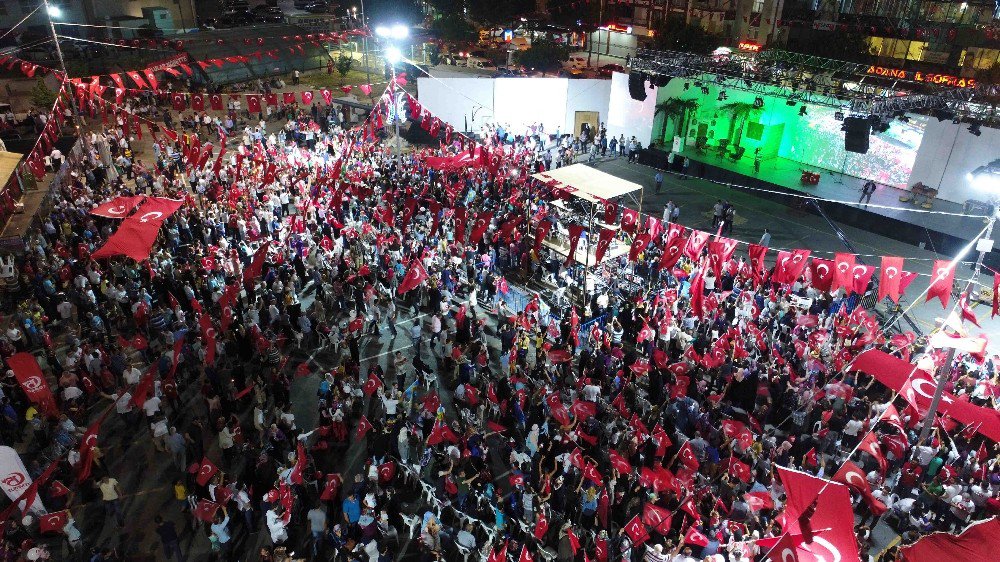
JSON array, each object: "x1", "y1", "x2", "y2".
[
  {"x1": 737, "y1": 40, "x2": 762, "y2": 52},
  {"x1": 145, "y1": 53, "x2": 189, "y2": 73},
  {"x1": 866, "y1": 65, "x2": 976, "y2": 88}
]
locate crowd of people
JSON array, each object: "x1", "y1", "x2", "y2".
[{"x1": 0, "y1": 73, "x2": 997, "y2": 562}]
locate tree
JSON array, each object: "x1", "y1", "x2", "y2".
[
  {"x1": 336, "y1": 54, "x2": 353, "y2": 83},
  {"x1": 430, "y1": 13, "x2": 478, "y2": 42},
  {"x1": 654, "y1": 98, "x2": 699, "y2": 147},
  {"x1": 29, "y1": 79, "x2": 56, "y2": 109},
  {"x1": 718, "y1": 101, "x2": 760, "y2": 149},
  {"x1": 515, "y1": 39, "x2": 569, "y2": 73},
  {"x1": 653, "y1": 16, "x2": 720, "y2": 54}
]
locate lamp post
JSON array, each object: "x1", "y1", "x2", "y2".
[
  {"x1": 43, "y1": 0, "x2": 80, "y2": 134},
  {"x1": 357, "y1": 2, "x2": 371, "y2": 88},
  {"x1": 915, "y1": 166, "x2": 999, "y2": 447},
  {"x1": 376, "y1": 25, "x2": 408, "y2": 161}
]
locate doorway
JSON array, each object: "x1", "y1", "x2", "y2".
[{"x1": 574, "y1": 111, "x2": 600, "y2": 138}]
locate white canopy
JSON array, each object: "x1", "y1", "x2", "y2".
[{"x1": 531, "y1": 163, "x2": 642, "y2": 204}]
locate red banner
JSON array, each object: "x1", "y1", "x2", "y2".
[
  {"x1": 926, "y1": 259, "x2": 956, "y2": 307},
  {"x1": 566, "y1": 224, "x2": 584, "y2": 265},
  {"x1": 775, "y1": 466, "x2": 862, "y2": 562},
  {"x1": 6, "y1": 353, "x2": 58, "y2": 418},
  {"x1": 595, "y1": 227, "x2": 615, "y2": 263},
  {"x1": 683, "y1": 229, "x2": 709, "y2": 260},
  {"x1": 878, "y1": 256, "x2": 904, "y2": 302},
  {"x1": 145, "y1": 53, "x2": 189, "y2": 73},
  {"x1": 832, "y1": 252, "x2": 855, "y2": 293},
  {"x1": 901, "y1": 516, "x2": 1000, "y2": 562}
]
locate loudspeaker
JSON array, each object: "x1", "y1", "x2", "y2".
[
  {"x1": 628, "y1": 72, "x2": 648, "y2": 101},
  {"x1": 843, "y1": 117, "x2": 870, "y2": 154}
]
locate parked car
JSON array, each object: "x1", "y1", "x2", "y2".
[
  {"x1": 598, "y1": 63, "x2": 625, "y2": 77},
  {"x1": 563, "y1": 56, "x2": 588, "y2": 70},
  {"x1": 466, "y1": 56, "x2": 491, "y2": 69}
]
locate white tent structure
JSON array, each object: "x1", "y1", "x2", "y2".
[{"x1": 530, "y1": 164, "x2": 644, "y2": 303}]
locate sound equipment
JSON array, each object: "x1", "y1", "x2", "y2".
[
  {"x1": 843, "y1": 117, "x2": 870, "y2": 154},
  {"x1": 628, "y1": 72, "x2": 648, "y2": 101}
]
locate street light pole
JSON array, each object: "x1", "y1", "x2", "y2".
[
  {"x1": 359, "y1": 0, "x2": 372, "y2": 87},
  {"x1": 915, "y1": 206, "x2": 997, "y2": 447},
  {"x1": 43, "y1": 0, "x2": 81, "y2": 134}
]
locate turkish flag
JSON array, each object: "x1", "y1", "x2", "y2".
[
  {"x1": 210, "y1": 94, "x2": 223, "y2": 110},
  {"x1": 487, "y1": 543, "x2": 508, "y2": 562},
  {"x1": 748, "y1": 243, "x2": 767, "y2": 273},
  {"x1": 723, "y1": 456, "x2": 752, "y2": 483},
  {"x1": 834, "y1": 460, "x2": 887, "y2": 515},
  {"x1": 689, "y1": 271, "x2": 705, "y2": 317},
  {"x1": 582, "y1": 463, "x2": 603, "y2": 485},
  {"x1": 265, "y1": 93, "x2": 278, "y2": 107},
  {"x1": 534, "y1": 220, "x2": 553, "y2": 254},
  {"x1": 901, "y1": 517, "x2": 1000, "y2": 562},
  {"x1": 565, "y1": 224, "x2": 585, "y2": 265},
  {"x1": 926, "y1": 259, "x2": 956, "y2": 307},
  {"x1": 90, "y1": 195, "x2": 144, "y2": 219},
  {"x1": 959, "y1": 295, "x2": 980, "y2": 327},
  {"x1": 193, "y1": 499, "x2": 220, "y2": 522},
  {"x1": 397, "y1": 260, "x2": 429, "y2": 294},
  {"x1": 534, "y1": 510, "x2": 549, "y2": 539},
  {"x1": 171, "y1": 93, "x2": 186, "y2": 111},
  {"x1": 659, "y1": 235, "x2": 686, "y2": 270},
  {"x1": 624, "y1": 515, "x2": 649, "y2": 546},
  {"x1": 289, "y1": 441, "x2": 307, "y2": 484},
  {"x1": 683, "y1": 229, "x2": 709, "y2": 260},
  {"x1": 603, "y1": 201, "x2": 618, "y2": 223},
  {"x1": 708, "y1": 237, "x2": 738, "y2": 277},
  {"x1": 851, "y1": 264, "x2": 876, "y2": 294},
  {"x1": 199, "y1": 313, "x2": 216, "y2": 366},
  {"x1": 744, "y1": 491, "x2": 774, "y2": 511},
  {"x1": 469, "y1": 211, "x2": 493, "y2": 244},
  {"x1": 720, "y1": 420, "x2": 754, "y2": 449},
  {"x1": 774, "y1": 249, "x2": 811, "y2": 284},
  {"x1": 677, "y1": 441, "x2": 699, "y2": 470},
  {"x1": 518, "y1": 546, "x2": 534, "y2": 562},
  {"x1": 775, "y1": 466, "x2": 862, "y2": 562},
  {"x1": 609, "y1": 450, "x2": 632, "y2": 474},
  {"x1": 321, "y1": 89, "x2": 332, "y2": 104},
  {"x1": 283, "y1": 92, "x2": 296, "y2": 104},
  {"x1": 642, "y1": 503, "x2": 673, "y2": 534},
  {"x1": 377, "y1": 460, "x2": 396, "y2": 484},
  {"x1": 191, "y1": 94, "x2": 205, "y2": 111},
  {"x1": 993, "y1": 273, "x2": 999, "y2": 318},
  {"x1": 684, "y1": 526, "x2": 710, "y2": 547},
  {"x1": 362, "y1": 374, "x2": 382, "y2": 396},
  {"x1": 594, "y1": 228, "x2": 615, "y2": 263},
  {"x1": 125, "y1": 70, "x2": 148, "y2": 89},
  {"x1": 320, "y1": 473, "x2": 342, "y2": 501},
  {"x1": 7, "y1": 352, "x2": 58, "y2": 418},
  {"x1": 49, "y1": 480, "x2": 70, "y2": 497},
  {"x1": 878, "y1": 256, "x2": 904, "y2": 302},
  {"x1": 628, "y1": 234, "x2": 650, "y2": 262},
  {"x1": 427, "y1": 421, "x2": 459, "y2": 445},
  {"x1": 620, "y1": 208, "x2": 639, "y2": 234},
  {"x1": 77, "y1": 410, "x2": 109, "y2": 482},
  {"x1": 355, "y1": 415, "x2": 373, "y2": 439},
  {"x1": 39, "y1": 510, "x2": 68, "y2": 534},
  {"x1": 810, "y1": 258, "x2": 834, "y2": 291},
  {"x1": 832, "y1": 252, "x2": 855, "y2": 292},
  {"x1": 302, "y1": 91, "x2": 314, "y2": 104},
  {"x1": 247, "y1": 94, "x2": 262, "y2": 113},
  {"x1": 142, "y1": 70, "x2": 159, "y2": 91},
  {"x1": 196, "y1": 457, "x2": 219, "y2": 486}
]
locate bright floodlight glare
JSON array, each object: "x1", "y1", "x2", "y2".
[
  {"x1": 385, "y1": 46, "x2": 403, "y2": 64},
  {"x1": 375, "y1": 26, "x2": 391, "y2": 37},
  {"x1": 969, "y1": 160, "x2": 1000, "y2": 193},
  {"x1": 46, "y1": 5, "x2": 62, "y2": 17},
  {"x1": 391, "y1": 24, "x2": 409, "y2": 40}
]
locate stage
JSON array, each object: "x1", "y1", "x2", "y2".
[{"x1": 672, "y1": 148, "x2": 993, "y2": 266}]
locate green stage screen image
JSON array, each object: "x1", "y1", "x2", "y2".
[{"x1": 652, "y1": 82, "x2": 927, "y2": 188}]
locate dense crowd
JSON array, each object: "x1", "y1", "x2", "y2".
[{"x1": 0, "y1": 78, "x2": 996, "y2": 562}]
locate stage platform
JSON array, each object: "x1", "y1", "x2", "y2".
[{"x1": 671, "y1": 149, "x2": 992, "y2": 265}]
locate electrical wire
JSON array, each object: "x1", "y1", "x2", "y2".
[{"x1": 0, "y1": 5, "x2": 40, "y2": 43}]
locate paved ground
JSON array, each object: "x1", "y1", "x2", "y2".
[{"x1": 586, "y1": 155, "x2": 999, "y2": 351}]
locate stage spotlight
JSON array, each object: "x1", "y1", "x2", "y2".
[
  {"x1": 753, "y1": 97, "x2": 764, "y2": 109},
  {"x1": 628, "y1": 71, "x2": 649, "y2": 101},
  {"x1": 700, "y1": 86, "x2": 710, "y2": 95},
  {"x1": 798, "y1": 105, "x2": 808, "y2": 116},
  {"x1": 968, "y1": 159, "x2": 1000, "y2": 192},
  {"x1": 786, "y1": 99, "x2": 796, "y2": 106},
  {"x1": 684, "y1": 82, "x2": 690, "y2": 90},
  {"x1": 968, "y1": 122, "x2": 982, "y2": 136},
  {"x1": 834, "y1": 111, "x2": 844, "y2": 121},
  {"x1": 717, "y1": 91, "x2": 728, "y2": 101}
]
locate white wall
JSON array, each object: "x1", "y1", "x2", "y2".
[
  {"x1": 909, "y1": 120, "x2": 1000, "y2": 204},
  {"x1": 415, "y1": 77, "x2": 495, "y2": 134},
  {"x1": 494, "y1": 78, "x2": 569, "y2": 134},
  {"x1": 606, "y1": 72, "x2": 657, "y2": 145},
  {"x1": 416, "y1": 77, "x2": 649, "y2": 143},
  {"x1": 564, "y1": 79, "x2": 613, "y2": 136}
]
